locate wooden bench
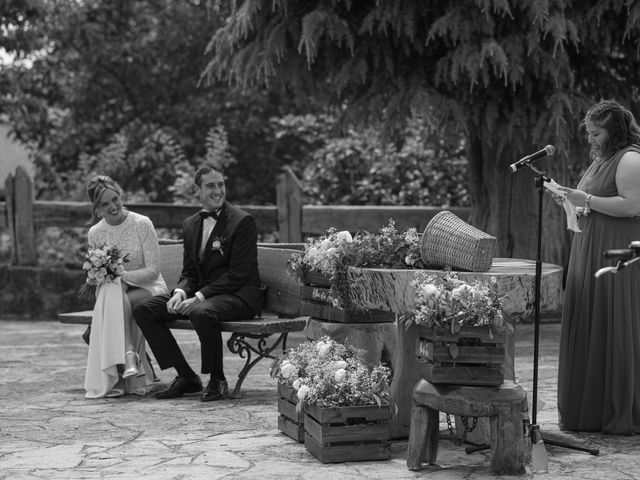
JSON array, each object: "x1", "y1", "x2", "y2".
[
  {"x1": 406, "y1": 379, "x2": 527, "y2": 475},
  {"x1": 59, "y1": 243, "x2": 309, "y2": 397}
]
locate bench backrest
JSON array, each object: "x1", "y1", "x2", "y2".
[{"x1": 158, "y1": 243, "x2": 304, "y2": 317}]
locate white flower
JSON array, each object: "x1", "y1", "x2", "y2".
[
  {"x1": 452, "y1": 284, "x2": 472, "y2": 298},
  {"x1": 405, "y1": 255, "x2": 415, "y2": 266},
  {"x1": 292, "y1": 379, "x2": 302, "y2": 390},
  {"x1": 317, "y1": 342, "x2": 331, "y2": 356},
  {"x1": 334, "y1": 368, "x2": 346, "y2": 382},
  {"x1": 335, "y1": 230, "x2": 353, "y2": 243},
  {"x1": 420, "y1": 284, "x2": 439, "y2": 298},
  {"x1": 280, "y1": 362, "x2": 295, "y2": 379},
  {"x1": 471, "y1": 287, "x2": 485, "y2": 301},
  {"x1": 334, "y1": 360, "x2": 347, "y2": 370},
  {"x1": 297, "y1": 385, "x2": 310, "y2": 400}
]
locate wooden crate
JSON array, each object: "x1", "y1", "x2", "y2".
[
  {"x1": 277, "y1": 381, "x2": 304, "y2": 443},
  {"x1": 304, "y1": 403, "x2": 391, "y2": 463},
  {"x1": 415, "y1": 325, "x2": 505, "y2": 386},
  {"x1": 300, "y1": 271, "x2": 394, "y2": 324}
]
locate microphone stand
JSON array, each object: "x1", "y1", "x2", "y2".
[
  {"x1": 524, "y1": 162, "x2": 599, "y2": 457},
  {"x1": 465, "y1": 160, "x2": 600, "y2": 460}
]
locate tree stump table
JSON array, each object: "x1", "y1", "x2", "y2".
[{"x1": 347, "y1": 258, "x2": 563, "y2": 439}]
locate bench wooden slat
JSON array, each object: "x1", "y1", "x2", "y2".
[{"x1": 58, "y1": 311, "x2": 307, "y2": 334}]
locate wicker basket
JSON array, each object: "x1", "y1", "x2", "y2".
[{"x1": 421, "y1": 211, "x2": 496, "y2": 272}]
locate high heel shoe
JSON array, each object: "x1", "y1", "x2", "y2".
[{"x1": 123, "y1": 351, "x2": 142, "y2": 379}]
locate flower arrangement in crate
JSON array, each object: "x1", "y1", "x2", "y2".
[
  {"x1": 273, "y1": 336, "x2": 392, "y2": 409},
  {"x1": 288, "y1": 220, "x2": 424, "y2": 314},
  {"x1": 403, "y1": 272, "x2": 512, "y2": 386},
  {"x1": 272, "y1": 337, "x2": 393, "y2": 462}
]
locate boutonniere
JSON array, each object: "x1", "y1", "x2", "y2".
[{"x1": 211, "y1": 236, "x2": 226, "y2": 255}]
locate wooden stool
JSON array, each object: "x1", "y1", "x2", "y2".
[{"x1": 406, "y1": 380, "x2": 527, "y2": 475}]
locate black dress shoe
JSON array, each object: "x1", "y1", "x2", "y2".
[
  {"x1": 155, "y1": 376, "x2": 202, "y2": 399},
  {"x1": 201, "y1": 378, "x2": 228, "y2": 402}
]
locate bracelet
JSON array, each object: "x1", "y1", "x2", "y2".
[{"x1": 585, "y1": 194, "x2": 592, "y2": 209}]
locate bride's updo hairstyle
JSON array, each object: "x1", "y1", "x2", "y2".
[{"x1": 86, "y1": 175, "x2": 124, "y2": 224}]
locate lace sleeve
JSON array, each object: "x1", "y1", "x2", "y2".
[
  {"x1": 88, "y1": 226, "x2": 97, "y2": 246},
  {"x1": 122, "y1": 216, "x2": 162, "y2": 288}
]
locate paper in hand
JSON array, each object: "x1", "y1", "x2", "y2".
[
  {"x1": 543, "y1": 179, "x2": 581, "y2": 233},
  {"x1": 543, "y1": 179, "x2": 566, "y2": 197}
]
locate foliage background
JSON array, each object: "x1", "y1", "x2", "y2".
[
  {"x1": 1, "y1": 0, "x2": 469, "y2": 207},
  {"x1": 7, "y1": 0, "x2": 637, "y2": 269}
]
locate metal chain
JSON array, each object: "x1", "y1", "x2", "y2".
[
  {"x1": 445, "y1": 413, "x2": 479, "y2": 445},
  {"x1": 460, "y1": 415, "x2": 479, "y2": 433}
]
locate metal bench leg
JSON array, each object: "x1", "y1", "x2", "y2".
[{"x1": 226, "y1": 332, "x2": 289, "y2": 398}]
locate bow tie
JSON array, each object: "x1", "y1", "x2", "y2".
[{"x1": 199, "y1": 210, "x2": 219, "y2": 220}]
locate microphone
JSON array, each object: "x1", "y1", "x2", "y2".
[{"x1": 509, "y1": 145, "x2": 556, "y2": 172}]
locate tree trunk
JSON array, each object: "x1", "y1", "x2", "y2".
[{"x1": 466, "y1": 137, "x2": 571, "y2": 272}]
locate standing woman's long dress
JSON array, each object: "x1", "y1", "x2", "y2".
[
  {"x1": 558, "y1": 144, "x2": 640, "y2": 434},
  {"x1": 84, "y1": 211, "x2": 167, "y2": 398}
]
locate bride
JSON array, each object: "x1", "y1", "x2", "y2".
[{"x1": 83, "y1": 175, "x2": 167, "y2": 398}]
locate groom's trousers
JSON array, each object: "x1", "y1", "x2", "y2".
[{"x1": 134, "y1": 292, "x2": 253, "y2": 379}]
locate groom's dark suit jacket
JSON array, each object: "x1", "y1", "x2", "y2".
[{"x1": 175, "y1": 201, "x2": 264, "y2": 316}]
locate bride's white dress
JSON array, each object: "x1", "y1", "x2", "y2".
[{"x1": 84, "y1": 212, "x2": 168, "y2": 398}]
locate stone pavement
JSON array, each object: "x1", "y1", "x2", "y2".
[{"x1": 1, "y1": 319, "x2": 639, "y2": 479}]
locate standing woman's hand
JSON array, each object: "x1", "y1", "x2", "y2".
[
  {"x1": 550, "y1": 192, "x2": 565, "y2": 206},
  {"x1": 559, "y1": 187, "x2": 589, "y2": 208}
]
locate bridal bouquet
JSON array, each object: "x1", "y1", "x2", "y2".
[{"x1": 78, "y1": 243, "x2": 128, "y2": 299}]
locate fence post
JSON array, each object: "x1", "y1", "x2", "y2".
[
  {"x1": 6, "y1": 166, "x2": 37, "y2": 265},
  {"x1": 276, "y1": 166, "x2": 303, "y2": 242}
]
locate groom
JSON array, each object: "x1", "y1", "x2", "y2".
[{"x1": 134, "y1": 165, "x2": 264, "y2": 401}]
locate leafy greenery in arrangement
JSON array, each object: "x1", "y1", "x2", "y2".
[
  {"x1": 288, "y1": 220, "x2": 425, "y2": 309},
  {"x1": 405, "y1": 273, "x2": 510, "y2": 336},
  {"x1": 272, "y1": 336, "x2": 392, "y2": 409}
]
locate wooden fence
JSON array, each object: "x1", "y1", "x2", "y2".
[{"x1": 1, "y1": 166, "x2": 470, "y2": 266}]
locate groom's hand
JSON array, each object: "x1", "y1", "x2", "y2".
[
  {"x1": 166, "y1": 292, "x2": 184, "y2": 314},
  {"x1": 175, "y1": 297, "x2": 199, "y2": 316}
]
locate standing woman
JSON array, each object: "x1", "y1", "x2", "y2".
[
  {"x1": 84, "y1": 175, "x2": 167, "y2": 398},
  {"x1": 557, "y1": 99, "x2": 640, "y2": 434}
]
